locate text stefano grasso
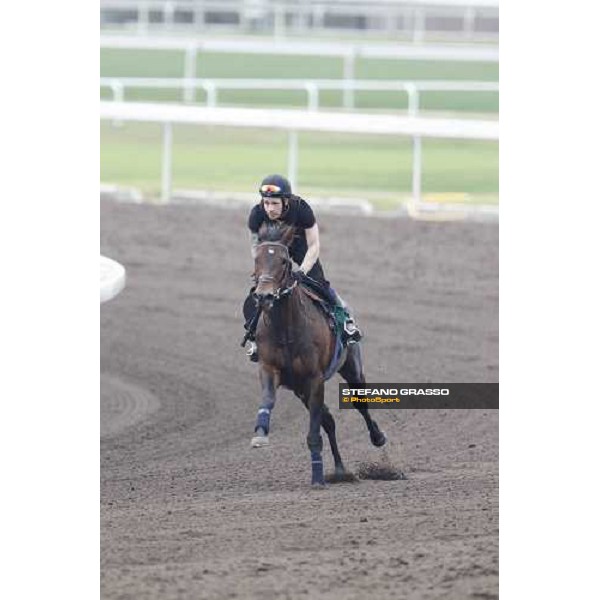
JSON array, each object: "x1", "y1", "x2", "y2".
[{"x1": 341, "y1": 388, "x2": 450, "y2": 396}]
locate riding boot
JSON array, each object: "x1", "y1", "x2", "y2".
[
  {"x1": 330, "y1": 290, "x2": 362, "y2": 343},
  {"x1": 241, "y1": 294, "x2": 261, "y2": 362}
]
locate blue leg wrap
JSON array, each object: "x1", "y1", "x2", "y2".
[
  {"x1": 255, "y1": 407, "x2": 271, "y2": 434},
  {"x1": 311, "y1": 451, "x2": 324, "y2": 485}
]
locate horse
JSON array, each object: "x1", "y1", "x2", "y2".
[{"x1": 249, "y1": 222, "x2": 387, "y2": 486}]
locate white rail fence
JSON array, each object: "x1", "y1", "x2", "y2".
[
  {"x1": 100, "y1": 35, "x2": 499, "y2": 60},
  {"x1": 101, "y1": 35, "x2": 497, "y2": 108},
  {"x1": 100, "y1": 77, "x2": 499, "y2": 112},
  {"x1": 100, "y1": 101, "x2": 498, "y2": 205},
  {"x1": 100, "y1": 0, "x2": 499, "y2": 43}
]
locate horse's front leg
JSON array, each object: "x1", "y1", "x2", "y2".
[
  {"x1": 305, "y1": 378, "x2": 325, "y2": 487},
  {"x1": 251, "y1": 366, "x2": 278, "y2": 448}
]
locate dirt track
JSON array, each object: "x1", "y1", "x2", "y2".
[{"x1": 101, "y1": 200, "x2": 498, "y2": 600}]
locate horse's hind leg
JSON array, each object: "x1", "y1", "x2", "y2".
[
  {"x1": 338, "y1": 343, "x2": 387, "y2": 448},
  {"x1": 321, "y1": 405, "x2": 346, "y2": 477},
  {"x1": 304, "y1": 378, "x2": 325, "y2": 486}
]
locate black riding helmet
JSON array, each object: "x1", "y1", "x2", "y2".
[{"x1": 259, "y1": 174, "x2": 293, "y2": 217}]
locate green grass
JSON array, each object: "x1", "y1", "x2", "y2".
[
  {"x1": 101, "y1": 49, "x2": 499, "y2": 80},
  {"x1": 101, "y1": 49, "x2": 186, "y2": 78},
  {"x1": 101, "y1": 122, "x2": 498, "y2": 204},
  {"x1": 100, "y1": 49, "x2": 498, "y2": 113}
]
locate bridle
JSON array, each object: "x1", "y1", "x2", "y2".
[{"x1": 254, "y1": 241, "x2": 297, "y2": 301}]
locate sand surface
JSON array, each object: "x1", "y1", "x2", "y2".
[{"x1": 101, "y1": 200, "x2": 498, "y2": 599}]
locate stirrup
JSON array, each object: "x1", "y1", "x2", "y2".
[
  {"x1": 343, "y1": 318, "x2": 362, "y2": 343},
  {"x1": 246, "y1": 340, "x2": 259, "y2": 362}
]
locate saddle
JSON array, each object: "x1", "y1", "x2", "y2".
[{"x1": 298, "y1": 284, "x2": 346, "y2": 338}]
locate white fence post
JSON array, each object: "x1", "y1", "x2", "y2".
[
  {"x1": 203, "y1": 81, "x2": 217, "y2": 107},
  {"x1": 137, "y1": 1, "x2": 149, "y2": 35},
  {"x1": 288, "y1": 130, "x2": 298, "y2": 190},
  {"x1": 161, "y1": 122, "x2": 173, "y2": 203},
  {"x1": 183, "y1": 43, "x2": 197, "y2": 103},
  {"x1": 406, "y1": 83, "x2": 419, "y2": 117},
  {"x1": 412, "y1": 135, "x2": 422, "y2": 208},
  {"x1": 194, "y1": 3, "x2": 205, "y2": 31},
  {"x1": 274, "y1": 5, "x2": 285, "y2": 40},
  {"x1": 343, "y1": 51, "x2": 356, "y2": 110},
  {"x1": 110, "y1": 80, "x2": 124, "y2": 127},
  {"x1": 110, "y1": 79, "x2": 124, "y2": 103},
  {"x1": 464, "y1": 7, "x2": 476, "y2": 40},
  {"x1": 413, "y1": 7, "x2": 426, "y2": 43},
  {"x1": 164, "y1": 1, "x2": 175, "y2": 28},
  {"x1": 305, "y1": 82, "x2": 319, "y2": 111}
]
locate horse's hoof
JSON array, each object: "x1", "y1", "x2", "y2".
[
  {"x1": 371, "y1": 431, "x2": 388, "y2": 448},
  {"x1": 251, "y1": 435, "x2": 269, "y2": 448}
]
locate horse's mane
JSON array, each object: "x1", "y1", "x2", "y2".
[{"x1": 257, "y1": 222, "x2": 295, "y2": 245}]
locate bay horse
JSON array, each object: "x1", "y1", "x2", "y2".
[{"x1": 249, "y1": 222, "x2": 387, "y2": 486}]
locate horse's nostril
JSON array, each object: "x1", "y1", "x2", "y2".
[{"x1": 256, "y1": 292, "x2": 274, "y2": 306}]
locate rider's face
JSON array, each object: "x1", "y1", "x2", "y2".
[{"x1": 263, "y1": 198, "x2": 283, "y2": 220}]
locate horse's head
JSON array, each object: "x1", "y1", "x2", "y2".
[{"x1": 253, "y1": 223, "x2": 295, "y2": 310}]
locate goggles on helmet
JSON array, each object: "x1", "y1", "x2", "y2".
[{"x1": 260, "y1": 184, "x2": 285, "y2": 197}]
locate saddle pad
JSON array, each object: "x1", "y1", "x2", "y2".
[{"x1": 324, "y1": 330, "x2": 346, "y2": 381}]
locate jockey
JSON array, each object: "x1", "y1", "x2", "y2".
[{"x1": 243, "y1": 174, "x2": 361, "y2": 361}]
